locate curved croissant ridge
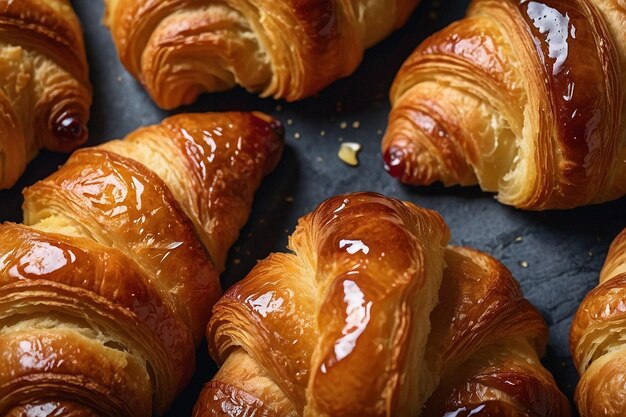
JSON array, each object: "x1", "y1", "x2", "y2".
[
  {"x1": 0, "y1": 0, "x2": 92, "y2": 189},
  {"x1": 193, "y1": 192, "x2": 570, "y2": 417},
  {"x1": 571, "y1": 228, "x2": 626, "y2": 417},
  {"x1": 383, "y1": 0, "x2": 626, "y2": 210},
  {"x1": 0, "y1": 112, "x2": 284, "y2": 416},
  {"x1": 103, "y1": 0, "x2": 421, "y2": 108}
]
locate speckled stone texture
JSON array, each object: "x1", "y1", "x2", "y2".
[{"x1": 0, "y1": 1, "x2": 622, "y2": 415}]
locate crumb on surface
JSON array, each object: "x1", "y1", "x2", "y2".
[
  {"x1": 519, "y1": 260, "x2": 529, "y2": 268},
  {"x1": 340, "y1": 121, "x2": 348, "y2": 129},
  {"x1": 352, "y1": 121, "x2": 361, "y2": 129},
  {"x1": 287, "y1": 119, "x2": 293, "y2": 125},
  {"x1": 338, "y1": 142, "x2": 362, "y2": 167}
]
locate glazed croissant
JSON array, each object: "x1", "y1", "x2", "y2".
[
  {"x1": 382, "y1": 0, "x2": 626, "y2": 210},
  {"x1": 0, "y1": 0, "x2": 92, "y2": 189},
  {"x1": 103, "y1": 0, "x2": 421, "y2": 109},
  {"x1": 571, "y1": 227, "x2": 626, "y2": 417},
  {"x1": 193, "y1": 192, "x2": 570, "y2": 416},
  {"x1": 0, "y1": 112, "x2": 284, "y2": 416}
]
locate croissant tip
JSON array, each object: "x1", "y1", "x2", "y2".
[
  {"x1": 383, "y1": 146, "x2": 406, "y2": 179},
  {"x1": 250, "y1": 112, "x2": 285, "y2": 139},
  {"x1": 53, "y1": 112, "x2": 87, "y2": 144},
  {"x1": 271, "y1": 119, "x2": 285, "y2": 139}
]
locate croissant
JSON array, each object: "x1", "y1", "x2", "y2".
[
  {"x1": 192, "y1": 192, "x2": 570, "y2": 416},
  {"x1": 570, "y1": 227, "x2": 626, "y2": 417},
  {"x1": 103, "y1": 0, "x2": 421, "y2": 109},
  {"x1": 382, "y1": 0, "x2": 626, "y2": 210},
  {"x1": 0, "y1": 112, "x2": 284, "y2": 416},
  {"x1": 0, "y1": 0, "x2": 92, "y2": 190}
]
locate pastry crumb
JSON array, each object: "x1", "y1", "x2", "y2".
[
  {"x1": 294, "y1": 132, "x2": 301, "y2": 140},
  {"x1": 233, "y1": 258, "x2": 241, "y2": 265},
  {"x1": 287, "y1": 119, "x2": 293, "y2": 125},
  {"x1": 338, "y1": 142, "x2": 362, "y2": 167},
  {"x1": 352, "y1": 121, "x2": 361, "y2": 129},
  {"x1": 320, "y1": 130, "x2": 326, "y2": 137},
  {"x1": 515, "y1": 236, "x2": 523, "y2": 243},
  {"x1": 339, "y1": 121, "x2": 348, "y2": 129},
  {"x1": 519, "y1": 261, "x2": 529, "y2": 268},
  {"x1": 285, "y1": 196, "x2": 294, "y2": 203}
]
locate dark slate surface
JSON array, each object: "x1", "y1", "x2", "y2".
[{"x1": 0, "y1": 0, "x2": 623, "y2": 415}]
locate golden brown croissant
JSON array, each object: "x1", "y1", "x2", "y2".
[
  {"x1": 571, "y1": 227, "x2": 626, "y2": 417},
  {"x1": 0, "y1": 0, "x2": 92, "y2": 189},
  {"x1": 103, "y1": 0, "x2": 421, "y2": 109},
  {"x1": 0, "y1": 112, "x2": 284, "y2": 416},
  {"x1": 192, "y1": 192, "x2": 570, "y2": 416},
  {"x1": 382, "y1": 0, "x2": 626, "y2": 210}
]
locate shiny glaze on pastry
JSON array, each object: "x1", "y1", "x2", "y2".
[
  {"x1": 383, "y1": 0, "x2": 626, "y2": 210},
  {"x1": 103, "y1": 0, "x2": 420, "y2": 108},
  {"x1": 0, "y1": 112, "x2": 284, "y2": 416},
  {"x1": 193, "y1": 192, "x2": 570, "y2": 416},
  {"x1": 0, "y1": 0, "x2": 91, "y2": 189}
]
